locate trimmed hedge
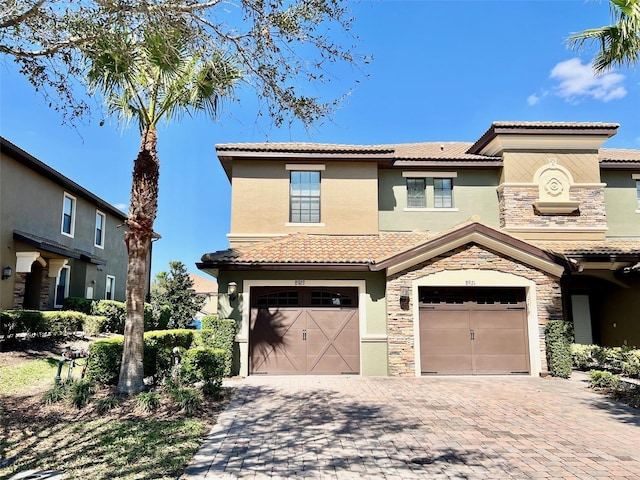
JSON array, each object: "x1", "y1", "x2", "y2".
[
  {"x1": 192, "y1": 317, "x2": 236, "y2": 376},
  {"x1": 85, "y1": 327, "x2": 232, "y2": 387},
  {"x1": 545, "y1": 320, "x2": 574, "y2": 378},
  {"x1": 0, "y1": 310, "x2": 85, "y2": 338},
  {"x1": 180, "y1": 347, "x2": 227, "y2": 387},
  {"x1": 62, "y1": 297, "x2": 94, "y2": 314}
]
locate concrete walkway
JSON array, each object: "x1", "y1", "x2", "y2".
[{"x1": 183, "y1": 374, "x2": 640, "y2": 479}]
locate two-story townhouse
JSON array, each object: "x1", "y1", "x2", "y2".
[
  {"x1": 197, "y1": 122, "x2": 640, "y2": 378},
  {"x1": 0, "y1": 137, "x2": 129, "y2": 311}
]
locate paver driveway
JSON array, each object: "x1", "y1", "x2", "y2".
[{"x1": 183, "y1": 375, "x2": 640, "y2": 479}]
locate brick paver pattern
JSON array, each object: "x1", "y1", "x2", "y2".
[{"x1": 182, "y1": 375, "x2": 640, "y2": 479}]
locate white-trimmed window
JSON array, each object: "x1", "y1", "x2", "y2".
[
  {"x1": 61, "y1": 193, "x2": 76, "y2": 236},
  {"x1": 55, "y1": 265, "x2": 71, "y2": 308},
  {"x1": 406, "y1": 178, "x2": 426, "y2": 208},
  {"x1": 95, "y1": 210, "x2": 106, "y2": 248},
  {"x1": 403, "y1": 172, "x2": 457, "y2": 210},
  {"x1": 289, "y1": 169, "x2": 321, "y2": 223},
  {"x1": 105, "y1": 275, "x2": 116, "y2": 300},
  {"x1": 434, "y1": 178, "x2": 453, "y2": 208}
]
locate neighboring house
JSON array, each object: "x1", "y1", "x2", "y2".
[
  {"x1": 197, "y1": 122, "x2": 640, "y2": 377},
  {"x1": 0, "y1": 137, "x2": 128, "y2": 311},
  {"x1": 189, "y1": 273, "x2": 218, "y2": 319}
]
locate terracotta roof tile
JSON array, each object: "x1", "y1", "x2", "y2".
[
  {"x1": 201, "y1": 232, "x2": 433, "y2": 265},
  {"x1": 599, "y1": 148, "x2": 640, "y2": 162},
  {"x1": 216, "y1": 143, "x2": 394, "y2": 154},
  {"x1": 491, "y1": 121, "x2": 620, "y2": 129},
  {"x1": 534, "y1": 238, "x2": 640, "y2": 256}
]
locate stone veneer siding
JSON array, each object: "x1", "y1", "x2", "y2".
[
  {"x1": 386, "y1": 244, "x2": 563, "y2": 377},
  {"x1": 498, "y1": 186, "x2": 607, "y2": 230}
]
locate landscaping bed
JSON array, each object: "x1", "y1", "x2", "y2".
[{"x1": 0, "y1": 337, "x2": 231, "y2": 480}]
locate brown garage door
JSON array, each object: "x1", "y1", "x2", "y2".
[
  {"x1": 419, "y1": 287, "x2": 529, "y2": 375},
  {"x1": 250, "y1": 287, "x2": 359, "y2": 374}
]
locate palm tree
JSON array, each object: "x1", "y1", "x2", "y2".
[
  {"x1": 83, "y1": 25, "x2": 241, "y2": 394},
  {"x1": 568, "y1": 0, "x2": 640, "y2": 72}
]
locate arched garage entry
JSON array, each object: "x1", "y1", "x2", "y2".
[{"x1": 412, "y1": 270, "x2": 542, "y2": 376}]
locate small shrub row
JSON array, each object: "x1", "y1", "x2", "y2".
[
  {"x1": 545, "y1": 320, "x2": 574, "y2": 378},
  {"x1": 0, "y1": 310, "x2": 95, "y2": 339},
  {"x1": 572, "y1": 344, "x2": 640, "y2": 378},
  {"x1": 85, "y1": 330, "x2": 229, "y2": 388}
]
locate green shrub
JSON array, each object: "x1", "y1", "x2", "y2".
[
  {"x1": 96, "y1": 396, "x2": 120, "y2": 413},
  {"x1": 200, "y1": 315, "x2": 218, "y2": 330},
  {"x1": 180, "y1": 348, "x2": 226, "y2": 388},
  {"x1": 545, "y1": 320, "x2": 574, "y2": 378},
  {"x1": 588, "y1": 370, "x2": 620, "y2": 389},
  {"x1": 83, "y1": 315, "x2": 109, "y2": 336},
  {"x1": 0, "y1": 311, "x2": 18, "y2": 339},
  {"x1": 621, "y1": 350, "x2": 640, "y2": 379},
  {"x1": 193, "y1": 318, "x2": 236, "y2": 376},
  {"x1": 571, "y1": 344, "x2": 597, "y2": 370},
  {"x1": 85, "y1": 337, "x2": 125, "y2": 385},
  {"x1": 92, "y1": 300, "x2": 126, "y2": 333},
  {"x1": 43, "y1": 382, "x2": 68, "y2": 405},
  {"x1": 136, "y1": 392, "x2": 160, "y2": 412},
  {"x1": 63, "y1": 297, "x2": 94, "y2": 314},
  {"x1": 169, "y1": 387, "x2": 202, "y2": 414},
  {"x1": 67, "y1": 379, "x2": 95, "y2": 408},
  {"x1": 42, "y1": 311, "x2": 85, "y2": 337}
]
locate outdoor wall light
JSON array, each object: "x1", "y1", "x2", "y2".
[
  {"x1": 228, "y1": 282, "x2": 238, "y2": 302},
  {"x1": 2, "y1": 266, "x2": 12, "y2": 280},
  {"x1": 399, "y1": 286, "x2": 410, "y2": 309}
]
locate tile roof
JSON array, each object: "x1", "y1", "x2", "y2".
[
  {"x1": 599, "y1": 148, "x2": 640, "y2": 163},
  {"x1": 491, "y1": 121, "x2": 620, "y2": 129},
  {"x1": 201, "y1": 232, "x2": 433, "y2": 265},
  {"x1": 216, "y1": 143, "x2": 394, "y2": 155},
  {"x1": 534, "y1": 238, "x2": 640, "y2": 256}
]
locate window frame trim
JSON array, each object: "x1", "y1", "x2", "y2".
[
  {"x1": 289, "y1": 169, "x2": 322, "y2": 224},
  {"x1": 54, "y1": 265, "x2": 71, "y2": 308},
  {"x1": 105, "y1": 275, "x2": 116, "y2": 300},
  {"x1": 61, "y1": 192, "x2": 77, "y2": 237},
  {"x1": 94, "y1": 210, "x2": 106, "y2": 249}
]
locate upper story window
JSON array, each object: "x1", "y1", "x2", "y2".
[
  {"x1": 55, "y1": 265, "x2": 71, "y2": 308},
  {"x1": 434, "y1": 178, "x2": 453, "y2": 208},
  {"x1": 406, "y1": 178, "x2": 426, "y2": 208},
  {"x1": 403, "y1": 172, "x2": 457, "y2": 210},
  {"x1": 636, "y1": 179, "x2": 640, "y2": 211},
  {"x1": 61, "y1": 193, "x2": 76, "y2": 237},
  {"x1": 290, "y1": 170, "x2": 321, "y2": 223},
  {"x1": 105, "y1": 275, "x2": 116, "y2": 300},
  {"x1": 95, "y1": 210, "x2": 106, "y2": 248}
]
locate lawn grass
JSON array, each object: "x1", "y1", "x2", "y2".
[
  {"x1": 0, "y1": 357, "x2": 59, "y2": 393},
  {"x1": 0, "y1": 345, "x2": 227, "y2": 480},
  {"x1": 2, "y1": 417, "x2": 208, "y2": 479}
]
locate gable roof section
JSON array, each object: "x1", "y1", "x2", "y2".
[
  {"x1": 1, "y1": 137, "x2": 128, "y2": 221},
  {"x1": 198, "y1": 222, "x2": 568, "y2": 277}
]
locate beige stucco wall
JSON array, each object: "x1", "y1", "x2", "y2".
[
  {"x1": 378, "y1": 169, "x2": 501, "y2": 231},
  {"x1": 602, "y1": 171, "x2": 640, "y2": 237},
  {"x1": 230, "y1": 160, "x2": 379, "y2": 237},
  {"x1": 501, "y1": 151, "x2": 601, "y2": 184}
]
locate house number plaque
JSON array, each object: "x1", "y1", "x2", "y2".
[
  {"x1": 465, "y1": 280, "x2": 476, "y2": 286},
  {"x1": 295, "y1": 279, "x2": 305, "y2": 286}
]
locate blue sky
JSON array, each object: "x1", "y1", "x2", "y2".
[{"x1": 1, "y1": 0, "x2": 638, "y2": 279}]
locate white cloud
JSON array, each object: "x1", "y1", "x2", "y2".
[
  {"x1": 527, "y1": 93, "x2": 540, "y2": 106},
  {"x1": 550, "y1": 58, "x2": 626, "y2": 103}
]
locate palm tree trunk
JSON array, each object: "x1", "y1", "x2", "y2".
[{"x1": 117, "y1": 127, "x2": 159, "y2": 394}]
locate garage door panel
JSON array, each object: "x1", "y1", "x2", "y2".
[
  {"x1": 474, "y1": 355, "x2": 529, "y2": 374},
  {"x1": 473, "y1": 329, "x2": 528, "y2": 355},
  {"x1": 419, "y1": 287, "x2": 529, "y2": 376},
  {"x1": 422, "y1": 355, "x2": 473, "y2": 374},
  {"x1": 471, "y1": 310, "x2": 526, "y2": 329},
  {"x1": 420, "y1": 310, "x2": 470, "y2": 329},
  {"x1": 250, "y1": 288, "x2": 359, "y2": 375},
  {"x1": 421, "y1": 329, "x2": 472, "y2": 356}
]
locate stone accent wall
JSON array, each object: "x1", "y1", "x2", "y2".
[
  {"x1": 40, "y1": 267, "x2": 50, "y2": 310},
  {"x1": 386, "y1": 244, "x2": 563, "y2": 377},
  {"x1": 12, "y1": 272, "x2": 27, "y2": 309},
  {"x1": 499, "y1": 185, "x2": 607, "y2": 230}
]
